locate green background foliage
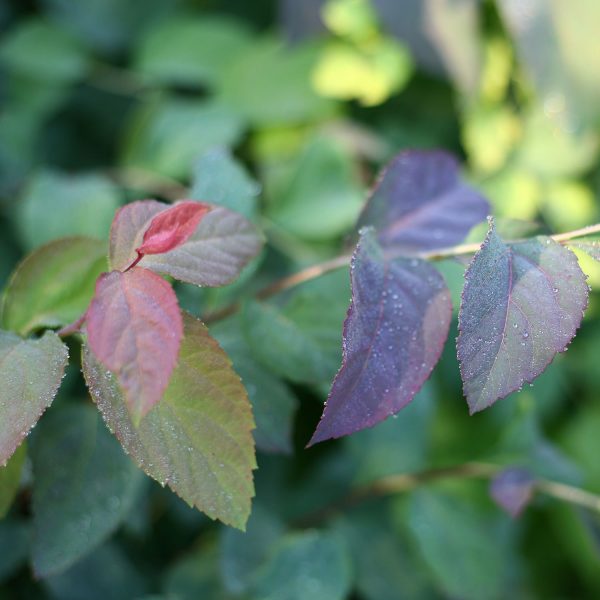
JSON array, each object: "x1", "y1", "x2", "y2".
[{"x1": 1, "y1": 0, "x2": 600, "y2": 597}]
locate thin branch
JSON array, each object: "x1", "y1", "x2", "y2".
[
  {"x1": 203, "y1": 223, "x2": 600, "y2": 324},
  {"x1": 296, "y1": 461, "x2": 600, "y2": 527}
]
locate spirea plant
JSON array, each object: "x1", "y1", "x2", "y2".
[{"x1": 2, "y1": 149, "x2": 600, "y2": 541}]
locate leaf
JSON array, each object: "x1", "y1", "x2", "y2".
[
  {"x1": 1, "y1": 237, "x2": 107, "y2": 336},
  {"x1": 250, "y1": 530, "x2": 352, "y2": 600},
  {"x1": 0, "y1": 18, "x2": 89, "y2": 83},
  {"x1": 121, "y1": 97, "x2": 244, "y2": 179},
  {"x1": 267, "y1": 136, "x2": 364, "y2": 241},
  {"x1": 357, "y1": 149, "x2": 490, "y2": 252},
  {"x1": 109, "y1": 200, "x2": 165, "y2": 272},
  {"x1": 0, "y1": 330, "x2": 68, "y2": 465},
  {"x1": 241, "y1": 297, "x2": 344, "y2": 385},
  {"x1": 190, "y1": 147, "x2": 260, "y2": 219},
  {"x1": 43, "y1": 543, "x2": 147, "y2": 600},
  {"x1": 134, "y1": 16, "x2": 253, "y2": 88},
  {"x1": 406, "y1": 489, "x2": 511, "y2": 600},
  {"x1": 109, "y1": 200, "x2": 263, "y2": 287},
  {"x1": 0, "y1": 519, "x2": 29, "y2": 582},
  {"x1": 571, "y1": 241, "x2": 600, "y2": 262},
  {"x1": 82, "y1": 312, "x2": 256, "y2": 529},
  {"x1": 215, "y1": 37, "x2": 335, "y2": 127},
  {"x1": 136, "y1": 200, "x2": 211, "y2": 257},
  {"x1": 31, "y1": 404, "x2": 142, "y2": 577},
  {"x1": 0, "y1": 443, "x2": 26, "y2": 518},
  {"x1": 15, "y1": 170, "x2": 120, "y2": 250},
  {"x1": 489, "y1": 467, "x2": 536, "y2": 518},
  {"x1": 211, "y1": 317, "x2": 298, "y2": 454},
  {"x1": 219, "y1": 504, "x2": 285, "y2": 594},
  {"x1": 86, "y1": 267, "x2": 183, "y2": 421},
  {"x1": 309, "y1": 228, "x2": 452, "y2": 445},
  {"x1": 457, "y1": 221, "x2": 588, "y2": 413}
]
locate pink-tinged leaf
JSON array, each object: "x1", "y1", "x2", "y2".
[
  {"x1": 109, "y1": 200, "x2": 166, "y2": 271},
  {"x1": 309, "y1": 228, "x2": 452, "y2": 445},
  {"x1": 109, "y1": 201, "x2": 263, "y2": 286},
  {"x1": 86, "y1": 267, "x2": 183, "y2": 421},
  {"x1": 457, "y1": 221, "x2": 588, "y2": 414},
  {"x1": 490, "y1": 467, "x2": 535, "y2": 518},
  {"x1": 0, "y1": 330, "x2": 68, "y2": 465},
  {"x1": 357, "y1": 150, "x2": 490, "y2": 252},
  {"x1": 136, "y1": 200, "x2": 211, "y2": 256},
  {"x1": 82, "y1": 312, "x2": 256, "y2": 530}
]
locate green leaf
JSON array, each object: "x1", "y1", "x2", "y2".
[
  {"x1": 0, "y1": 443, "x2": 26, "y2": 518},
  {"x1": 211, "y1": 317, "x2": 297, "y2": 454},
  {"x1": 31, "y1": 404, "x2": 143, "y2": 577},
  {"x1": 2, "y1": 237, "x2": 107, "y2": 336},
  {"x1": 219, "y1": 504, "x2": 285, "y2": 594},
  {"x1": 241, "y1": 294, "x2": 344, "y2": 385},
  {"x1": 83, "y1": 312, "x2": 256, "y2": 529},
  {"x1": 0, "y1": 519, "x2": 29, "y2": 582},
  {"x1": 16, "y1": 170, "x2": 120, "y2": 250},
  {"x1": 250, "y1": 530, "x2": 352, "y2": 600},
  {"x1": 406, "y1": 489, "x2": 511, "y2": 600},
  {"x1": 216, "y1": 37, "x2": 336, "y2": 127},
  {"x1": 40, "y1": 0, "x2": 180, "y2": 53},
  {"x1": 267, "y1": 136, "x2": 363, "y2": 241},
  {"x1": 0, "y1": 330, "x2": 69, "y2": 465},
  {"x1": 43, "y1": 543, "x2": 147, "y2": 600},
  {"x1": 121, "y1": 97, "x2": 245, "y2": 179},
  {"x1": 344, "y1": 383, "x2": 434, "y2": 484},
  {"x1": 334, "y1": 507, "x2": 436, "y2": 600},
  {"x1": 134, "y1": 17, "x2": 253, "y2": 88},
  {"x1": 164, "y1": 544, "x2": 234, "y2": 600},
  {"x1": 0, "y1": 18, "x2": 89, "y2": 83},
  {"x1": 190, "y1": 148, "x2": 260, "y2": 220}
]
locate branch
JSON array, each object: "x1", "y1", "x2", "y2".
[
  {"x1": 203, "y1": 223, "x2": 600, "y2": 323},
  {"x1": 296, "y1": 461, "x2": 600, "y2": 527}
]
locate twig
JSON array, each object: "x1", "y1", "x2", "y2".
[
  {"x1": 296, "y1": 461, "x2": 600, "y2": 526},
  {"x1": 203, "y1": 223, "x2": 600, "y2": 324}
]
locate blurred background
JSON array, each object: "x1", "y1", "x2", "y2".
[{"x1": 2, "y1": 0, "x2": 600, "y2": 598}]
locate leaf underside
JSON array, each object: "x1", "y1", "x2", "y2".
[
  {"x1": 489, "y1": 467, "x2": 535, "y2": 518},
  {"x1": 457, "y1": 223, "x2": 588, "y2": 413},
  {"x1": 83, "y1": 311, "x2": 256, "y2": 530},
  {"x1": 309, "y1": 228, "x2": 452, "y2": 445},
  {"x1": 357, "y1": 149, "x2": 490, "y2": 253},
  {"x1": 0, "y1": 330, "x2": 68, "y2": 465},
  {"x1": 86, "y1": 267, "x2": 183, "y2": 421}
]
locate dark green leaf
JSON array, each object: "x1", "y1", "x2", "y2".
[
  {"x1": 0, "y1": 443, "x2": 26, "y2": 518},
  {"x1": 250, "y1": 530, "x2": 352, "y2": 600},
  {"x1": 0, "y1": 519, "x2": 29, "y2": 582},
  {"x1": 31, "y1": 404, "x2": 143, "y2": 577}
]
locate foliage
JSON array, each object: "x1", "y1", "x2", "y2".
[{"x1": 2, "y1": 0, "x2": 600, "y2": 598}]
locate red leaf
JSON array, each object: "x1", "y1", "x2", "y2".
[
  {"x1": 86, "y1": 267, "x2": 183, "y2": 421},
  {"x1": 136, "y1": 201, "x2": 210, "y2": 257}
]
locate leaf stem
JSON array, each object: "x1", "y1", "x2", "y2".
[
  {"x1": 203, "y1": 223, "x2": 600, "y2": 324},
  {"x1": 295, "y1": 461, "x2": 600, "y2": 526},
  {"x1": 57, "y1": 313, "x2": 87, "y2": 338}
]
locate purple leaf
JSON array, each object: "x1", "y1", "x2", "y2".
[
  {"x1": 458, "y1": 221, "x2": 588, "y2": 413},
  {"x1": 86, "y1": 267, "x2": 183, "y2": 422},
  {"x1": 357, "y1": 150, "x2": 490, "y2": 252},
  {"x1": 571, "y1": 241, "x2": 600, "y2": 262},
  {"x1": 490, "y1": 467, "x2": 536, "y2": 518},
  {"x1": 309, "y1": 228, "x2": 452, "y2": 445}
]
